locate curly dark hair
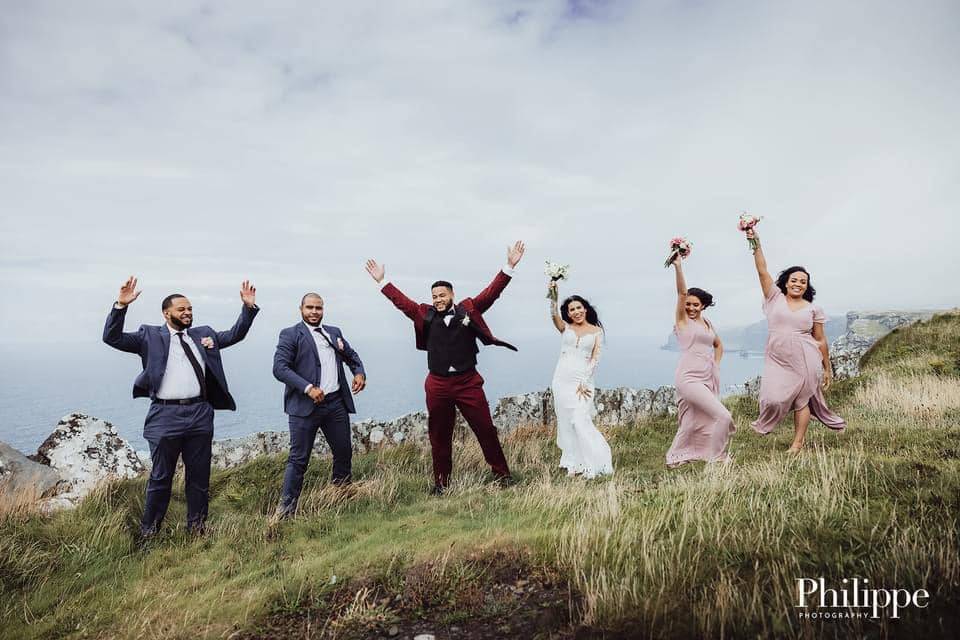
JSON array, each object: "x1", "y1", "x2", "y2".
[
  {"x1": 686, "y1": 287, "x2": 715, "y2": 309},
  {"x1": 561, "y1": 295, "x2": 603, "y2": 327},
  {"x1": 776, "y1": 266, "x2": 816, "y2": 302}
]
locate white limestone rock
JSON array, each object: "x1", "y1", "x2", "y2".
[
  {"x1": 210, "y1": 431, "x2": 295, "y2": 470},
  {"x1": 34, "y1": 413, "x2": 145, "y2": 507}
]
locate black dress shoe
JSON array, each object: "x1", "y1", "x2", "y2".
[
  {"x1": 429, "y1": 484, "x2": 446, "y2": 496},
  {"x1": 495, "y1": 474, "x2": 517, "y2": 488}
]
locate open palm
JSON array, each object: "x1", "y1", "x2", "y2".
[{"x1": 118, "y1": 276, "x2": 141, "y2": 306}]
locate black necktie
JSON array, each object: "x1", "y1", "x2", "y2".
[
  {"x1": 176, "y1": 332, "x2": 207, "y2": 398},
  {"x1": 314, "y1": 327, "x2": 358, "y2": 368}
]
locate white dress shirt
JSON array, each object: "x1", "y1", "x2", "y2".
[
  {"x1": 156, "y1": 326, "x2": 206, "y2": 400},
  {"x1": 304, "y1": 322, "x2": 341, "y2": 395}
]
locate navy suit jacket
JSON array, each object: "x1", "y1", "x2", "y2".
[
  {"x1": 272, "y1": 323, "x2": 365, "y2": 417},
  {"x1": 102, "y1": 304, "x2": 259, "y2": 411}
]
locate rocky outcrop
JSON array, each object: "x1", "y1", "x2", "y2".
[
  {"x1": 33, "y1": 413, "x2": 145, "y2": 506},
  {"x1": 830, "y1": 310, "x2": 937, "y2": 380},
  {"x1": 352, "y1": 410, "x2": 432, "y2": 454},
  {"x1": 0, "y1": 440, "x2": 65, "y2": 499},
  {"x1": 200, "y1": 385, "x2": 681, "y2": 471},
  {"x1": 210, "y1": 431, "x2": 294, "y2": 470},
  {"x1": 491, "y1": 385, "x2": 678, "y2": 432}
]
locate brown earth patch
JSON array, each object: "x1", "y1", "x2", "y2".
[{"x1": 236, "y1": 549, "x2": 607, "y2": 639}]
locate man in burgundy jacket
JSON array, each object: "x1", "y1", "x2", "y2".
[{"x1": 365, "y1": 241, "x2": 525, "y2": 494}]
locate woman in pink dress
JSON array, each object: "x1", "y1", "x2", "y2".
[
  {"x1": 745, "y1": 229, "x2": 845, "y2": 451},
  {"x1": 665, "y1": 256, "x2": 735, "y2": 468}
]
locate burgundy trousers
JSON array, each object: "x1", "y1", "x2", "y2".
[{"x1": 424, "y1": 370, "x2": 511, "y2": 487}]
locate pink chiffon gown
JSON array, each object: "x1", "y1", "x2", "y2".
[
  {"x1": 752, "y1": 287, "x2": 846, "y2": 433},
  {"x1": 666, "y1": 319, "x2": 735, "y2": 467}
]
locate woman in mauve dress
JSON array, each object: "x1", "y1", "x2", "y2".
[
  {"x1": 665, "y1": 256, "x2": 735, "y2": 468},
  {"x1": 745, "y1": 228, "x2": 845, "y2": 452}
]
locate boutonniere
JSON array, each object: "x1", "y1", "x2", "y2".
[
  {"x1": 336, "y1": 337, "x2": 345, "y2": 350},
  {"x1": 461, "y1": 315, "x2": 471, "y2": 327},
  {"x1": 200, "y1": 337, "x2": 215, "y2": 349}
]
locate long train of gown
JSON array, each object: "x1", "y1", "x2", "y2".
[
  {"x1": 666, "y1": 319, "x2": 735, "y2": 467},
  {"x1": 551, "y1": 327, "x2": 613, "y2": 478},
  {"x1": 752, "y1": 287, "x2": 846, "y2": 433}
]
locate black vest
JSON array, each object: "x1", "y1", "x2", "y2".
[{"x1": 425, "y1": 309, "x2": 479, "y2": 375}]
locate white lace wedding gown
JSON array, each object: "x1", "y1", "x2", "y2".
[{"x1": 551, "y1": 327, "x2": 614, "y2": 478}]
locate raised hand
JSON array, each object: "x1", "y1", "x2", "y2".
[
  {"x1": 507, "y1": 241, "x2": 525, "y2": 268},
  {"x1": 117, "y1": 276, "x2": 142, "y2": 306},
  {"x1": 240, "y1": 280, "x2": 257, "y2": 308},
  {"x1": 365, "y1": 259, "x2": 385, "y2": 283}
]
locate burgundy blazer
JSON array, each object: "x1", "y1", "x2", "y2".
[{"x1": 381, "y1": 270, "x2": 517, "y2": 352}]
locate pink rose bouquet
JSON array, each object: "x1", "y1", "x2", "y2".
[{"x1": 664, "y1": 237, "x2": 692, "y2": 268}]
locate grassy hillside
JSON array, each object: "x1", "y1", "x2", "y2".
[{"x1": 2, "y1": 312, "x2": 959, "y2": 639}]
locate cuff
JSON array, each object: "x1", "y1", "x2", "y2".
[
  {"x1": 502, "y1": 265, "x2": 515, "y2": 277},
  {"x1": 378, "y1": 280, "x2": 391, "y2": 290},
  {"x1": 304, "y1": 383, "x2": 314, "y2": 394}
]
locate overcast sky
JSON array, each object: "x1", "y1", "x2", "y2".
[{"x1": 1, "y1": 0, "x2": 957, "y2": 347}]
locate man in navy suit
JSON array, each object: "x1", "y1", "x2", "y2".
[
  {"x1": 103, "y1": 276, "x2": 259, "y2": 537},
  {"x1": 273, "y1": 293, "x2": 366, "y2": 516}
]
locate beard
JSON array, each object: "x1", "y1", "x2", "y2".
[
  {"x1": 303, "y1": 316, "x2": 322, "y2": 326},
  {"x1": 169, "y1": 316, "x2": 192, "y2": 330}
]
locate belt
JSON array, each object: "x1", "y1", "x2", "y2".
[
  {"x1": 153, "y1": 396, "x2": 206, "y2": 406},
  {"x1": 430, "y1": 368, "x2": 476, "y2": 378}
]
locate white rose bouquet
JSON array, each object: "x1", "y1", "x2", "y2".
[{"x1": 544, "y1": 260, "x2": 570, "y2": 302}]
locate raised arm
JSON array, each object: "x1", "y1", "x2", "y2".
[
  {"x1": 673, "y1": 259, "x2": 688, "y2": 327},
  {"x1": 214, "y1": 281, "x2": 259, "y2": 348},
  {"x1": 746, "y1": 229, "x2": 775, "y2": 298},
  {"x1": 472, "y1": 241, "x2": 525, "y2": 313},
  {"x1": 548, "y1": 281, "x2": 565, "y2": 333},
  {"x1": 103, "y1": 276, "x2": 144, "y2": 353},
  {"x1": 366, "y1": 259, "x2": 421, "y2": 321}
]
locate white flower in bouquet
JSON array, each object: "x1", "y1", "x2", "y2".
[{"x1": 545, "y1": 260, "x2": 570, "y2": 301}]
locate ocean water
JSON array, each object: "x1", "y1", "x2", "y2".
[{"x1": 0, "y1": 336, "x2": 764, "y2": 453}]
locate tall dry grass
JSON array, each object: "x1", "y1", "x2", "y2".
[{"x1": 854, "y1": 371, "x2": 960, "y2": 420}]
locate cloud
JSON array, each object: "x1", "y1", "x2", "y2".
[{"x1": 0, "y1": 0, "x2": 957, "y2": 345}]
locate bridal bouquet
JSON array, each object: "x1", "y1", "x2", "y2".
[
  {"x1": 737, "y1": 212, "x2": 762, "y2": 252},
  {"x1": 663, "y1": 237, "x2": 692, "y2": 267},
  {"x1": 545, "y1": 260, "x2": 570, "y2": 301}
]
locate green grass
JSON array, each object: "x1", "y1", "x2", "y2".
[{"x1": 2, "y1": 311, "x2": 959, "y2": 639}]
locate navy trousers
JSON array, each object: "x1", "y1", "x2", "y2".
[
  {"x1": 141, "y1": 402, "x2": 214, "y2": 535},
  {"x1": 280, "y1": 394, "x2": 352, "y2": 513}
]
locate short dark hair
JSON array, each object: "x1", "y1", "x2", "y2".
[
  {"x1": 301, "y1": 292, "x2": 323, "y2": 306},
  {"x1": 162, "y1": 294, "x2": 187, "y2": 311},
  {"x1": 776, "y1": 266, "x2": 816, "y2": 302},
  {"x1": 431, "y1": 280, "x2": 453, "y2": 292},
  {"x1": 686, "y1": 287, "x2": 715, "y2": 308}
]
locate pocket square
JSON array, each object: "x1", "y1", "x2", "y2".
[{"x1": 200, "y1": 337, "x2": 215, "y2": 349}]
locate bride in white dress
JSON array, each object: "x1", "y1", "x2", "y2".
[{"x1": 548, "y1": 282, "x2": 614, "y2": 478}]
